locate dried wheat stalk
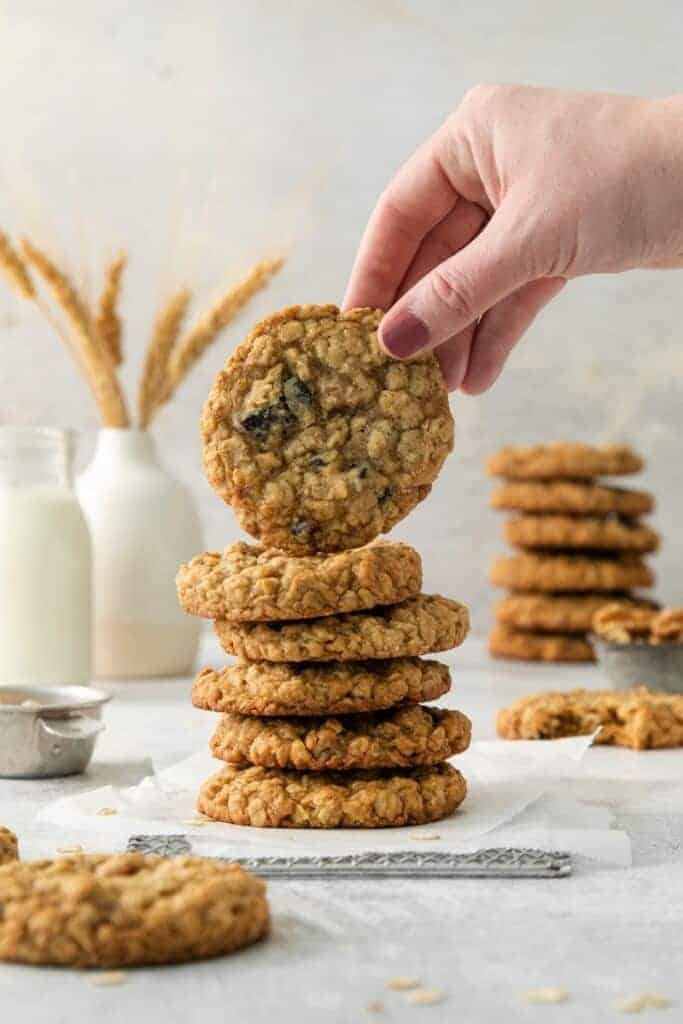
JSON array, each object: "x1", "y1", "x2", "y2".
[
  {"x1": 0, "y1": 230, "x2": 35, "y2": 299},
  {"x1": 138, "y1": 287, "x2": 192, "y2": 428},
  {"x1": 169, "y1": 256, "x2": 283, "y2": 385},
  {"x1": 95, "y1": 251, "x2": 126, "y2": 365},
  {"x1": 21, "y1": 240, "x2": 130, "y2": 427}
]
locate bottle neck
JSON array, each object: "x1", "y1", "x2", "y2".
[
  {"x1": 0, "y1": 427, "x2": 74, "y2": 490},
  {"x1": 92, "y1": 427, "x2": 156, "y2": 465}
]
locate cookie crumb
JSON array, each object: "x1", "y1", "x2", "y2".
[
  {"x1": 181, "y1": 817, "x2": 210, "y2": 827},
  {"x1": 90, "y1": 971, "x2": 128, "y2": 987},
  {"x1": 56, "y1": 845, "x2": 84, "y2": 855},
  {"x1": 406, "y1": 989, "x2": 444, "y2": 1006},
  {"x1": 409, "y1": 831, "x2": 441, "y2": 840},
  {"x1": 613, "y1": 993, "x2": 672, "y2": 1013},
  {"x1": 366, "y1": 1000, "x2": 384, "y2": 1014},
  {"x1": 386, "y1": 977, "x2": 420, "y2": 990},
  {"x1": 523, "y1": 987, "x2": 569, "y2": 1004},
  {"x1": 95, "y1": 807, "x2": 117, "y2": 816}
]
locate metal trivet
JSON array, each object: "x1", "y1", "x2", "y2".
[{"x1": 126, "y1": 835, "x2": 572, "y2": 878}]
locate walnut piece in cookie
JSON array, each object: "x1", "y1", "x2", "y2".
[
  {"x1": 192, "y1": 657, "x2": 451, "y2": 716},
  {"x1": 201, "y1": 305, "x2": 454, "y2": 553},
  {"x1": 487, "y1": 442, "x2": 642, "y2": 480},
  {"x1": 0, "y1": 827, "x2": 18, "y2": 866},
  {"x1": 489, "y1": 624, "x2": 594, "y2": 663},
  {"x1": 497, "y1": 686, "x2": 683, "y2": 749},
  {"x1": 177, "y1": 540, "x2": 422, "y2": 621},
  {"x1": 198, "y1": 762, "x2": 467, "y2": 828},
  {"x1": 0, "y1": 853, "x2": 268, "y2": 967},
  {"x1": 214, "y1": 594, "x2": 470, "y2": 662},
  {"x1": 209, "y1": 705, "x2": 472, "y2": 771}
]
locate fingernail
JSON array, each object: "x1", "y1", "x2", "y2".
[{"x1": 380, "y1": 310, "x2": 429, "y2": 359}]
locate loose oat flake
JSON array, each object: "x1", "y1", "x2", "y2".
[
  {"x1": 56, "y1": 845, "x2": 84, "y2": 855},
  {"x1": 406, "y1": 989, "x2": 444, "y2": 1006},
  {"x1": 409, "y1": 832, "x2": 441, "y2": 841},
  {"x1": 523, "y1": 987, "x2": 569, "y2": 1004},
  {"x1": 95, "y1": 808, "x2": 117, "y2": 816},
  {"x1": 90, "y1": 971, "x2": 128, "y2": 987},
  {"x1": 613, "y1": 993, "x2": 672, "y2": 1013},
  {"x1": 386, "y1": 977, "x2": 420, "y2": 990}
]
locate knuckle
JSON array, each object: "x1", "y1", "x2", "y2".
[
  {"x1": 460, "y1": 82, "x2": 503, "y2": 113},
  {"x1": 429, "y1": 264, "x2": 479, "y2": 323}
]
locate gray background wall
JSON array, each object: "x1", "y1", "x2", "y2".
[{"x1": 1, "y1": 1, "x2": 681, "y2": 634}]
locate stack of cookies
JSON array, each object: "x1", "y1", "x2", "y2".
[
  {"x1": 177, "y1": 304, "x2": 472, "y2": 829},
  {"x1": 486, "y1": 443, "x2": 659, "y2": 662}
]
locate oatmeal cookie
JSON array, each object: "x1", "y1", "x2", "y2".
[
  {"x1": 198, "y1": 762, "x2": 467, "y2": 828},
  {"x1": 201, "y1": 305, "x2": 454, "y2": 553},
  {"x1": 489, "y1": 624, "x2": 594, "y2": 662},
  {"x1": 0, "y1": 828, "x2": 18, "y2": 866},
  {"x1": 497, "y1": 686, "x2": 683, "y2": 749},
  {"x1": 177, "y1": 540, "x2": 421, "y2": 621},
  {"x1": 210, "y1": 705, "x2": 471, "y2": 771},
  {"x1": 592, "y1": 602, "x2": 659, "y2": 643},
  {"x1": 192, "y1": 657, "x2": 451, "y2": 716},
  {"x1": 504, "y1": 515, "x2": 659, "y2": 553},
  {"x1": 487, "y1": 442, "x2": 642, "y2": 480},
  {"x1": 490, "y1": 553, "x2": 654, "y2": 593},
  {"x1": 0, "y1": 853, "x2": 268, "y2": 967},
  {"x1": 496, "y1": 593, "x2": 657, "y2": 634},
  {"x1": 215, "y1": 594, "x2": 469, "y2": 662},
  {"x1": 490, "y1": 480, "x2": 654, "y2": 516}
]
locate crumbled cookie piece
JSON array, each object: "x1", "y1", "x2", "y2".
[
  {"x1": 198, "y1": 763, "x2": 467, "y2": 828},
  {"x1": 215, "y1": 594, "x2": 469, "y2": 663},
  {"x1": 498, "y1": 687, "x2": 683, "y2": 749},
  {"x1": 177, "y1": 540, "x2": 422, "y2": 621},
  {"x1": 487, "y1": 442, "x2": 642, "y2": 480},
  {"x1": 592, "y1": 602, "x2": 659, "y2": 643},
  {"x1": 210, "y1": 705, "x2": 472, "y2": 771},
  {"x1": 490, "y1": 553, "x2": 654, "y2": 593},
  {"x1": 202, "y1": 305, "x2": 454, "y2": 553},
  {"x1": 496, "y1": 593, "x2": 657, "y2": 634},
  {"x1": 0, "y1": 827, "x2": 18, "y2": 866},
  {"x1": 651, "y1": 609, "x2": 683, "y2": 645},
  {"x1": 489, "y1": 624, "x2": 594, "y2": 663},
  {"x1": 0, "y1": 853, "x2": 268, "y2": 967},
  {"x1": 504, "y1": 515, "x2": 659, "y2": 554},
  {"x1": 192, "y1": 657, "x2": 451, "y2": 716},
  {"x1": 490, "y1": 480, "x2": 654, "y2": 516}
]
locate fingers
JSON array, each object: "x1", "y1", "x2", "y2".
[
  {"x1": 434, "y1": 325, "x2": 477, "y2": 390},
  {"x1": 396, "y1": 199, "x2": 488, "y2": 297},
  {"x1": 379, "y1": 202, "x2": 534, "y2": 359},
  {"x1": 461, "y1": 277, "x2": 566, "y2": 394},
  {"x1": 342, "y1": 135, "x2": 459, "y2": 312}
]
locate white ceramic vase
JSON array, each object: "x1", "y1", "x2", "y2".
[{"x1": 77, "y1": 428, "x2": 202, "y2": 679}]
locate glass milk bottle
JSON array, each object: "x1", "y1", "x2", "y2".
[{"x1": 0, "y1": 427, "x2": 92, "y2": 685}]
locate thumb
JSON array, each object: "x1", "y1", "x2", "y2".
[{"x1": 379, "y1": 204, "x2": 534, "y2": 358}]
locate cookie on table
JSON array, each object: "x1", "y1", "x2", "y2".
[
  {"x1": 201, "y1": 305, "x2": 454, "y2": 554},
  {"x1": 0, "y1": 853, "x2": 268, "y2": 967},
  {"x1": 488, "y1": 624, "x2": 595, "y2": 662},
  {"x1": 497, "y1": 686, "x2": 683, "y2": 749},
  {"x1": 487, "y1": 442, "x2": 642, "y2": 480},
  {"x1": 490, "y1": 480, "x2": 654, "y2": 517},
  {"x1": 210, "y1": 705, "x2": 472, "y2": 771},
  {"x1": 215, "y1": 594, "x2": 470, "y2": 662},
  {"x1": 177, "y1": 540, "x2": 422, "y2": 621},
  {"x1": 651, "y1": 609, "x2": 683, "y2": 644},
  {"x1": 496, "y1": 593, "x2": 658, "y2": 635},
  {"x1": 198, "y1": 762, "x2": 467, "y2": 828},
  {"x1": 504, "y1": 515, "x2": 659, "y2": 554},
  {"x1": 0, "y1": 828, "x2": 18, "y2": 866},
  {"x1": 192, "y1": 657, "x2": 451, "y2": 716},
  {"x1": 490, "y1": 553, "x2": 654, "y2": 593}
]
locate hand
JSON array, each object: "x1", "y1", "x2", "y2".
[{"x1": 343, "y1": 85, "x2": 683, "y2": 392}]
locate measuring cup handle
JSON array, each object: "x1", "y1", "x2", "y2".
[{"x1": 38, "y1": 716, "x2": 105, "y2": 741}]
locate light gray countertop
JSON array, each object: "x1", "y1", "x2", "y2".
[{"x1": 1, "y1": 637, "x2": 682, "y2": 1024}]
